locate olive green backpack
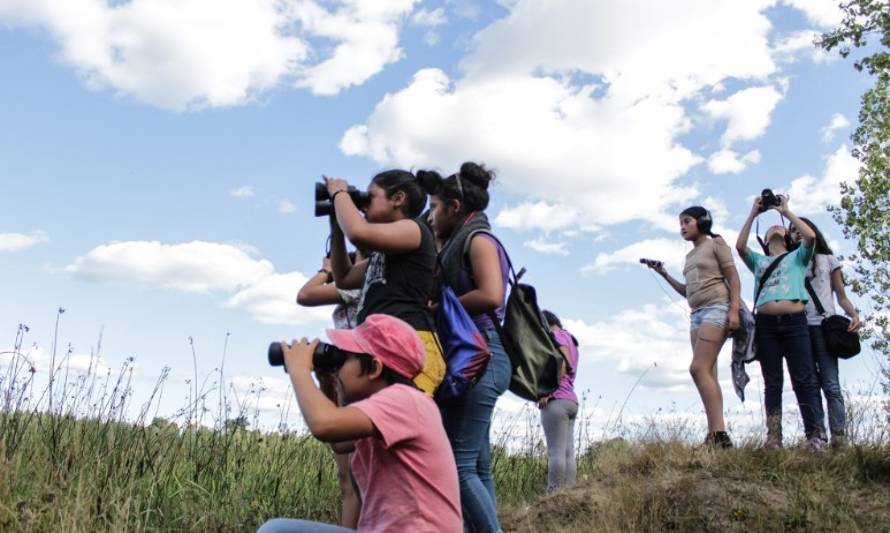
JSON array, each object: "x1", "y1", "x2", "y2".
[{"x1": 477, "y1": 233, "x2": 565, "y2": 401}]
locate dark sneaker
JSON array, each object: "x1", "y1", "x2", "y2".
[
  {"x1": 830, "y1": 434, "x2": 848, "y2": 450},
  {"x1": 704, "y1": 431, "x2": 734, "y2": 449}
]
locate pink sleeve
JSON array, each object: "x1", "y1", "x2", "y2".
[{"x1": 351, "y1": 386, "x2": 421, "y2": 449}]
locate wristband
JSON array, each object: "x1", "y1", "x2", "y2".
[{"x1": 331, "y1": 189, "x2": 348, "y2": 201}]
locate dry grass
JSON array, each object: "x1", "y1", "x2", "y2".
[{"x1": 500, "y1": 439, "x2": 890, "y2": 533}]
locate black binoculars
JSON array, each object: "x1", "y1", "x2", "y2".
[
  {"x1": 315, "y1": 182, "x2": 370, "y2": 217},
  {"x1": 268, "y1": 341, "x2": 348, "y2": 373}
]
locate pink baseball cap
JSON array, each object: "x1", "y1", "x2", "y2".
[{"x1": 325, "y1": 314, "x2": 426, "y2": 379}]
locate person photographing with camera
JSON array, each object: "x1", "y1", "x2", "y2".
[
  {"x1": 259, "y1": 314, "x2": 462, "y2": 533},
  {"x1": 322, "y1": 171, "x2": 445, "y2": 396},
  {"x1": 736, "y1": 191, "x2": 827, "y2": 453},
  {"x1": 641, "y1": 205, "x2": 741, "y2": 448}
]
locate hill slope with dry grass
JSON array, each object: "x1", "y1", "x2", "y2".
[{"x1": 500, "y1": 439, "x2": 890, "y2": 533}]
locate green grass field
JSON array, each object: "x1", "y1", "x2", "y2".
[{"x1": 3, "y1": 325, "x2": 889, "y2": 532}]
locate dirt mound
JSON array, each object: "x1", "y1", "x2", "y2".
[{"x1": 500, "y1": 442, "x2": 890, "y2": 533}]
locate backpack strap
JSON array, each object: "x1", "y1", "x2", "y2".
[
  {"x1": 804, "y1": 278, "x2": 827, "y2": 316},
  {"x1": 754, "y1": 251, "x2": 791, "y2": 308},
  {"x1": 463, "y1": 230, "x2": 524, "y2": 286}
]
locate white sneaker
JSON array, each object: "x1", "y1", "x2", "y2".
[{"x1": 806, "y1": 437, "x2": 829, "y2": 457}]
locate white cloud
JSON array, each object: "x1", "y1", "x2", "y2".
[
  {"x1": 524, "y1": 238, "x2": 569, "y2": 256},
  {"x1": 278, "y1": 200, "x2": 297, "y2": 214},
  {"x1": 708, "y1": 149, "x2": 762, "y2": 174},
  {"x1": 0, "y1": 231, "x2": 49, "y2": 252},
  {"x1": 230, "y1": 186, "x2": 255, "y2": 198},
  {"x1": 564, "y1": 303, "x2": 730, "y2": 392},
  {"x1": 422, "y1": 30, "x2": 440, "y2": 47},
  {"x1": 781, "y1": 0, "x2": 844, "y2": 28},
  {"x1": 785, "y1": 144, "x2": 860, "y2": 214},
  {"x1": 821, "y1": 113, "x2": 850, "y2": 143},
  {"x1": 1, "y1": 345, "x2": 115, "y2": 377},
  {"x1": 445, "y1": 0, "x2": 481, "y2": 21},
  {"x1": 702, "y1": 85, "x2": 785, "y2": 146},
  {"x1": 64, "y1": 241, "x2": 274, "y2": 293},
  {"x1": 772, "y1": 30, "x2": 833, "y2": 63},
  {"x1": 341, "y1": 1, "x2": 781, "y2": 231},
  {"x1": 224, "y1": 272, "x2": 333, "y2": 326},
  {"x1": 494, "y1": 201, "x2": 580, "y2": 233},
  {"x1": 583, "y1": 238, "x2": 690, "y2": 275},
  {"x1": 64, "y1": 240, "x2": 333, "y2": 326},
  {"x1": 0, "y1": 0, "x2": 416, "y2": 110},
  {"x1": 411, "y1": 7, "x2": 446, "y2": 27},
  {"x1": 290, "y1": 0, "x2": 419, "y2": 96}
]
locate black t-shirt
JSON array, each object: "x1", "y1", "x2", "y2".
[{"x1": 355, "y1": 219, "x2": 436, "y2": 330}]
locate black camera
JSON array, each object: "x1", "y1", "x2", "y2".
[
  {"x1": 315, "y1": 182, "x2": 370, "y2": 217},
  {"x1": 639, "y1": 258, "x2": 663, "y2": 269},
  {"x1": 759, "y1": 188, "x2": 782, "y2": 212},
  {"x1": 267, "y1": 341, "x2": 347, "y2": 373}
]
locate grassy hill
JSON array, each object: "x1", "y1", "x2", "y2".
[{"x1": 500, "y1": 439, "x2": 890, "y2": 533}]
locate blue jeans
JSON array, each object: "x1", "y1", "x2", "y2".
[
  {"x1": 755, "y1": 312, "x2": 826, "y2": 439},
  {"x1": 256, "y1": 519, "x2": 353, "y2": 533},
  {"x1": 440, "y1": 329, "x2": 511, "y2": 533},
  {"x1": 809, "y1": 325, "x2": 846, "y2": 437}
]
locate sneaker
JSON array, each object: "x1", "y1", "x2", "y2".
[
  {"x1": 830, "y1": 434, "x2": 848, "y2": 450},
  {"x1": 703, "y1": 431, "x2": 734, "y2": 449},
  {"x1": 806, "y1": 437, "x2": 829, "y2": 457},
  {"x1": 764, "y1": 436, "x2": 783, "y2": 450}
]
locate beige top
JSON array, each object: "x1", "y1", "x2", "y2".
[{"x1": 683, "y1": 238, "x2": 735, "y2": 310}]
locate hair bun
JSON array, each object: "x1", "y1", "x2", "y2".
[
  {"x1": 415, "y1": 169, "x2": 444, "y2": 195},
  {"x1": 459, "y1": 162, "x2": 494, "y2": 190}
]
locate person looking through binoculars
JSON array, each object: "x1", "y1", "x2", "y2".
[
  {"x1": 322, "y1": 171, "x2": 446, "y2": 396},
  {"x1": 259, "y1": 315, "x2": 461, "y2": 533}
]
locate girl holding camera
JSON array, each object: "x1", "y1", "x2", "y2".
[
  {"x1": 789, "y1": 217, "x2": 860, "y2": 447},
  {"x1": 736, "y1": 195, "x2": 827, "y2": 453},
  {"x1": 418, "y1": 162, "x2": 510, "y2": 533},
  {"x1": 324, "y1": 171, "x2": 445, "y2": 397},
  {"x1": 644, "y1": 206, "x2": 741, "y2": 448}
]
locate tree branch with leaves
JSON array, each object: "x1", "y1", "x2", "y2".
[{"x1": 818, "y1": 0, "x2": 890, "y2": 420}]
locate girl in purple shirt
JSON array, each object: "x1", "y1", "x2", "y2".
[{"x1": 539, "y1": 310, "x2": 579, "y2": 492}]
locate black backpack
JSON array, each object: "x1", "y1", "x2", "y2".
[{"x1": 477, "y1": 234, "x2": 565, "y2": 401}]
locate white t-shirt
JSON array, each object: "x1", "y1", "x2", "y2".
[{"x1": 805, "y1": 254, "x2": 841, "y2": 326}]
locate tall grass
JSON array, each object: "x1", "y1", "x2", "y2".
[{"x1": 2, "y1": 316, "x2": 889, "y2": 532}]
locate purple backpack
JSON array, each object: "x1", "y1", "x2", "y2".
[{"x1": 434, "y1": 284, "x2": 491, "y2": 401}]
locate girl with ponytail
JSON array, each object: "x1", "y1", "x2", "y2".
[
  {"x1": 643, "y1": 205, "x2": 741, "y2": 448},
  {"x1": 324, "y1": 170, "x2": 445, "y2": 396},
  {"x1": 418, "y1": 162, "x2": 511, "y2": 533}
]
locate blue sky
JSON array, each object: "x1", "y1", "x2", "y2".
[{"x1": 1, "y1": 0, "x2": 884, "y2": 439}]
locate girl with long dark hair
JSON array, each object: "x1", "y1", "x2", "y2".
[
  {"x1": 789, "y1": 217, "x2": 860, "y2": 447},
  {"x1": 539, "y1": 310, "x2": 580, "y2": 492},
  {"x1": 736, "y1": 195, "x2": 827, "y2": 453},
  {"x1": 645, "y1": 205, "x2": 741, "y2": 447},
  {"x1": 418, "y1": 162, "x2": 511, "y2": 533},
  {"x1": 325, "y1": 170, "x2": 445, "y2": 396}
]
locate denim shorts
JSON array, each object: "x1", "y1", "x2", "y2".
[{"x1": 690, "y1": 303, "x2": 729, "y2": 332}]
